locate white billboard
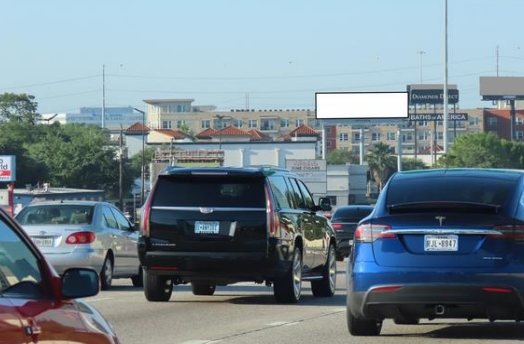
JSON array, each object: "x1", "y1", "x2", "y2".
[
  {"x1": 0, "y1": 156, "x2": 16, "y2": 182},
  {"x1": 315, "y1": 92, "x2": 409, "y2": 119}
]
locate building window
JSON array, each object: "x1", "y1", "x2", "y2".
[
  {"x1": 437, "y1": 131, "x2": 443, "y2": 140},
  {"x1": 517, "y1": 131, "x2": 524, "y2": 140},
  {"x1": 403, "y1": 132, "x2": 413, "y2": 141},
  {"x1": 517, "y1": 117, "x2": 524, "y2": 126},
  {"x1": 339, "y1": 133, "x2": 349, "y2": 141},
  {"x1": 387, "y1": 132, "x2": 396, "y2": 140},
  {"x1": 487, "y1": 117, "x2": 498, "y2": 126},
  {"x1": 418, "y1": 132, "x2": 429, "y2": 141},
  {"x1": 325, "y1": 127, "x2": 331, "y2": 134},
  {"x1": 261, "y1": 119, "x2": 277, "y2": 131},
  {"x1": 162, "y1": 106, "x2": 168, "y2": 113},
  {"x1": 176, "y1": 104, "x2": 186, "y2": 112},
  {"x1": 233, "y1": 119, "x2": 243, "y2": 127},
  {"x1": 295, "y1": 119, "x2": 304, "y2": 127},
  {"x1": 162, "y1": 121, "x2": 172, "y2": 129},
  {"x1": 201, "y1": 120, "x2": 211, "y2": 129},
  {"x1": 371, "y1": 132, "x2": 381, "y2": 141},
  {"x1": 418, "y1": 120, "x2": 429, "y2": 127},
  {"x1": 280, "y1": 119, "x2": 290, "y2": 128},
  {"x1": 469, "y1": 117, "x2": 480, "y2": 126},
  {"x1": 176, "y1": 120, "x2": 185, "y2": 129},
  {"x1": 248, "y1": 119, "x2": 258, "y2": 128}
]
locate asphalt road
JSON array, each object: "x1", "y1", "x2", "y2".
[{"x1": 87, "y1": 261, "x2": 524, "y2": 344}]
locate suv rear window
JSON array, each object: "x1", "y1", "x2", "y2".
[{"x1": 152, "y1": 176, "x2": 266, "y2": 208}]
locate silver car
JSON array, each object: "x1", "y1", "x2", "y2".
[{"x1": 15, "y1": 200, "x2": 142, "y2": 290}]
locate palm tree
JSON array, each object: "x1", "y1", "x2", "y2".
[{"x1": 366, "y1": 142, "x2": 396, "y2": 192}]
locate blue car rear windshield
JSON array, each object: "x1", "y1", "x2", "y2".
[{"x1": 386, "y1": 176, "x2": 515, "y2": 207}]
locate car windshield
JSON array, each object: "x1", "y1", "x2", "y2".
[
  {"x1": 16, "y1": 205, "x2": 94, "y2": 225},
  {"x1": 0, "y1": 216, "x2": 43, "y2": 296}
]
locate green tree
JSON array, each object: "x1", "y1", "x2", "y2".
[
  {"x1": 0, "y1": 121, "x2": 50, "y2": 186},
  {"x1": 0, "y1": 93, "x2": 41, "y2": 124},
  {"x1": 438, "y1": 132, "x2": 511, "y2": 168},
  {"x1": 401, "y1": 157, "x2": 428, "y2": 171},
  {"x1": 366, "y1": 142, "x2": 396, "y2": 192},
  {"x1": 129, "y1": 146, "x2": 157, "y2": 178},
  {"x1": 326, "y1": 149, "x2": 359, "y2": 165},
  {"x1": 27, "y1": 123, "x2": 133, "y2": 199}
]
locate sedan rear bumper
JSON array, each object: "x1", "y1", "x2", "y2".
[{"x1": 44, "y1": 249, "x2": 105, "y2": 275}]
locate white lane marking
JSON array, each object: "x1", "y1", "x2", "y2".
[
  {"x1": 267, "y1": 321, "x2": 299, "y2": 327},
  {"x1": 85, "y1": 297, "x2": 113, "y2": 302}
]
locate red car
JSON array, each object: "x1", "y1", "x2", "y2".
[{"x1": 0, "y1": 207, "x2": 122, "y2": 343}]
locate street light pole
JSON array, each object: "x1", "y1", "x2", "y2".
[
  {"x1": 133, "y1": 107, "x2": 146, "y2": 205},
  {"x1": 214, "y1": 114, "x2": 226, "y2": 150}
]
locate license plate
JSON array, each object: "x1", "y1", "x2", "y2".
[
  {"x1": 195, "y1": 221, "x2": 220, "y2": 234},
  {"x1": 32, "y1": 237, "x2": 54, "y2": 247},
  {"x1": 424, "y1": 234, "x2": 458, "y2": 251}
]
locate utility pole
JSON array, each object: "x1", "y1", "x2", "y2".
[
  {"x1": 118, "y1": 125, "x2": 124, "y2": 211},
  {"x1": 102, "y1": 64, "x2": 105, "y2": 129},
  {"x1": 418, "y1": 50, "x2": 426, "y2": 83}
]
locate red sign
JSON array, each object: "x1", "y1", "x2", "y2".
[{"x1": 0, "y1": 170, "x2": 11, "y2": 177}]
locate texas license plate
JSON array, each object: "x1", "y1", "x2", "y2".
[
  {"x1": 32, "y1": 237, "x2": 54, "y2": 247},
  {"x1": 424, "y1": 235, "x2": 458, "y2": 251},
  {"x1": 195, "y1": 221, "x2": 220, "y2": 234}
]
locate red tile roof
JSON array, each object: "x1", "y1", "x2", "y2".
[
  {"x1": 195, "y1": 127, "x2": 218, "y2": 139},
  {"x1": 281, "y1": 124, "x2": 320, "y2": 140},
  {"x1": 248, "y1": 129, "x2": 271, "y2": 140},
  {"x1": 154, "y1": 129, "x2": 189, "y2": 139},
  {"x1": 214, "y1": 126, "x2": 251, "y2": 137},
  {"x1": 126, "y1": 122, "x2": 150, "y2": 133}
]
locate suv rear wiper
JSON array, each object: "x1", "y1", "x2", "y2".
[{"x1": 387, "y1": 201, "x2": 501, "y2": 214}]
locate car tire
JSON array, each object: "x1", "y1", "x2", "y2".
[
  {"x1": 131, "y1": 266, "x2": 144, "y2": 287},
  {"x1": 191, "y1": 283, "x2": 216, "y2": 295},
  {"x1": 311, "y1": 244, "x2": 336, "y2": 297},
  {"x1": 347, "y1": 309, "x2": 382, "y2": 336},
  {"x1": 273, "y1": 247, "x2": 302, "y2": 304},
  {"x1": 100, "y1": 255, "x2": 113, "y2": 291},
  {"x1": 143, "y1": 270, "x2": 173, "y2": 302}
]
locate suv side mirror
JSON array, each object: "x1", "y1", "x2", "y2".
[{"x1": 318, "y1": 197, "x2": 332, "y2": 211}]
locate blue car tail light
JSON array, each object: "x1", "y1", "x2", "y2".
[
  {"x1": 354, "y1": 224, "x2": 394, "y2": 242},
  {"x1": 491, "y1": 224, "x2": 524, "y2": 242}
]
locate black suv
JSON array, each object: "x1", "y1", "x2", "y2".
[{"x1": 138, "y1": 165, "x2": 336, "y2": 304}]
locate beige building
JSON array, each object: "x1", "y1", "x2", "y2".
[{"x1": 141, "y1": 98, "x2": 484, "y2": 164}]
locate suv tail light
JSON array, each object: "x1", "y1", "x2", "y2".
[
  {"x1": 265, "y1": 185, "x2": 278, "y2": 237},
  {"x1": 354, "y1": 224, "x2": 393, "y2": 243},
  {"x1": 66, "y1": 231, "x2": 96, "y2": 244},
  {"x1": 141, "y1": 194, "x2": 153, "y2": 237}
]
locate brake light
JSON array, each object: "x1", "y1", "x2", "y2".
[
  {"x1": 65, "y1": 232, "x2": 96, "y2": 244},
  {"x1": 265, "y1": 185, "x2": 278, "y2": 237},
  {"x1": 492, "y1": 225, "x2": 524, "y2": 242},
  {"x1": 354, "y1": 224, "x2": 393, "y2": 242},
  {"x1": 332, "y1": 223, "x2": 343, "y2": 229},
  {"x1": 371, "y1": 286, "x2": 402, "y2": 293},
  {"x1": 482, "y1": 287, "x2": 513, "y2": 293},
  {"x1": 141, "y1": 193, "x2": 153, "y2": 237}
]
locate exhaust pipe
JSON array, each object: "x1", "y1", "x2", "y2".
[{"x1": 435, "y1": 304, "x2": 445, "y2": 315}]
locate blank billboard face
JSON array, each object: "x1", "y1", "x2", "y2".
[{"x1": 315, "y1": 92, "x2": 409, "y2": 119}]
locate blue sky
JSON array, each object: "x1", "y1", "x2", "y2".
[{"x1": 1, "y1": 0, "x2": 523, "y2": 114}]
